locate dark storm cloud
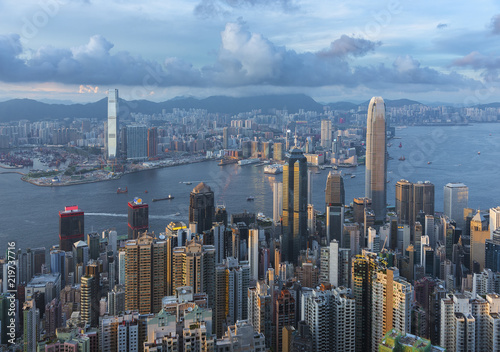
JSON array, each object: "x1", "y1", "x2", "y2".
[
  {"x1": 0, "y1": 23, "x2": 478, "y2": 91},
  {"x1": 194, "y1": 0, "x2": 297, "y2": 18}
]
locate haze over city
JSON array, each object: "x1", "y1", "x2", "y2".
[{"x1": 0, "y1": 0, "x2": 500, "y2": 104}]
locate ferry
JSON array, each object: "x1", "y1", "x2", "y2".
[
  {"x1": 247, "y1": 196, "x2": 255, "y2": 201},
  {"x1": 264, "y1": 164, "x2": 283, "y2": 174},
  {"x1": 351, "y1": 175, "x2": 356, "y2": 178},
  {"x1": 399, "y1": 142, "x2": 402, "y2": 148},
  {"x1": 117, "y1": 187, "x2": 128, "y2": 194}
]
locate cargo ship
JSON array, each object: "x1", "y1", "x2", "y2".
[
  {"x1": 152, "y1": 195, "x2": 175, "y2": 202},
  {"x1": 264, "y1": 164, "x2": 283, "y2": 174}
]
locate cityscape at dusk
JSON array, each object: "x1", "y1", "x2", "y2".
[{"x1": 1, "y1": 1, "x2": 500, "y2": 352}]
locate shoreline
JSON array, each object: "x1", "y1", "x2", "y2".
[{"x1": 20, "y1": 157, "x2": 214, "y2": 187}]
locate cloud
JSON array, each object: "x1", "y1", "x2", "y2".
[
  {"x1": 452, "y1": 51, "x2": 500, "y2": 81},
  {"x1": 317, "y1": 35, "x2": 380, "y2": 58},
  {"x1": 194, "y1": 0, "x2": 296, "y2": 18},
  {"x1": 0, "y1": 24, "x2": 479, "y2": 93},
  {"x1": 436, "y1": 23, "x2": 448, "y2": 29},
  {"x1": 491, "y1": 15, "x2": 500, "y2": 34}
]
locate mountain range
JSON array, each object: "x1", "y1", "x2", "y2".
[{"x1": 0, "y1": 94, "x2": 488, "y2": 123}]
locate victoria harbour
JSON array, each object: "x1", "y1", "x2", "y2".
[{"x1": 1, "y1": 123, "x2": 499, "y2": 253}]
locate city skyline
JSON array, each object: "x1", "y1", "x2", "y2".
[{"x1": 0, "y1": 1, "x2": 499, "y2": 104}]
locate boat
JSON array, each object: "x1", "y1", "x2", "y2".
[
  {"x1": 386, "y1": 180, "x2": 390, "y2": 183},
  {"x1": 427, "y1": 161, "x2": 432, "y2": 164},
  {"x1": 185, "y1": 182, "x2": 192, "y2": 185},
  {"x1": 152, "y1": 195, "x2": 175, "y2": 202},
  {"x1": 387, "y1": 143, "x2": 392, "y2": 147},
  {"x1": 219, "y1": 158, "x2": 238, "y2": 166},
  {"x1": 399, "y1": 142, "x2": 402, "y2": 148},
  {"x1": 117, "y1": 187, "x2": 128, "y2": 194},
  {"x1": 145, "y1": 190, "x2": 148, "y2": 193},
  {"x1": 399, "y1": 156, "x2": 405, "y2": 161},
  {"x1": 247, "y1": 196, "x2": 255, "y2": 201},
  {"x1": 350, "y1": 175, "x2": 356, "y2": 178},
  {"x1": 478, "y1": 151, "x2": 481, "y2": 155},
  {"x1": 175, "y1": 212, "x2": 180, "y2": 216},
  {"x1": 264, "y1": 164, "x2": 283, "y2": 174}
]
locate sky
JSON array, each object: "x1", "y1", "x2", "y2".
[{"x1": 0, "y1": 0, "x2": 499, "y2": 105}]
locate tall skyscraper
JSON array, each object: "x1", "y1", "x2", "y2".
[
  {"x1": 147, "y1": 127, "x2": 158, "y2": 158},
  {"x1": 126, "y1": 125, "x2": 148, "y2": 160},
  {"x1": 443, "y1": 182, "x2": 468, "y2": 229},
  {"x1": 282, "y1": 148, "x2": 308, "y2": 264},
  {"x1": 59, "y1": 205, "x2": 84, "y2": 252},
  {"x1": 222, "y1": 127, "x2": 229, "y2": 149},
  {"x1": 321, "y1": 119, "x2": 332, "y2": 150},
  {"x1": 107, "y1": 89, "x2": 119, "y2": 159},
  {"x1": 365, "y1": 97, "x2": 387, "y2": 222},
  {"x1": 326, "y1": 172, "x2": 345, "y2": 245},
  {"x1": 412, "y1": 181, "x2": 435, "y2": 223},
  {"x1": 127, "y1": 197, "x2": 149, "y2": 240},
  {"x1": 189, "y1": 182, "x2": 215, "y2": 234},
  {"x1": 273, "y1": 181, "x2": 283, "y2": 224},
  {"x1": 249, "y1": 229, "x2": 260, "y2": 281}
]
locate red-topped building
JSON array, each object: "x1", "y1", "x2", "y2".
[
  {"x1": 128, "y1": 198, "x2": 149, "y2": 239},
  {"x1": 59, "y1": 205, "x2": 84, "y2": 252}
]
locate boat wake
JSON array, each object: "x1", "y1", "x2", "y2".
[{"x1": 86, "y1": 213, "x2": 173, "y2": 219}]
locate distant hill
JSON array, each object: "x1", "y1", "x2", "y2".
[
  {"x1": 357, "y1": 98, "x2": 423, "y2": 109},
  {"x1": 0, "y1": 94, "x2": 324, "y2": 122},
  {"x1": 325, "y1": 101, "x2": 359, "y2": 111},
  {"x1": 474, "y1": 102, "x2": 500, "y2": 109}
]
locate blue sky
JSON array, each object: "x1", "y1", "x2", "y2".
[{"x1": 0, "y1": 0, "x2": 499, "y2": 104}]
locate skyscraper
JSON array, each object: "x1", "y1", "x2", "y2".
[
  {"x1": 321, "y1": 119, "x2": 332, "y2": 150},
  {"x1": 126, "y1": 125, "x2": 148, "y2": 160},
  {"x1": 107, "y1": 89, "x2": 119, "y2": 159},
  {"x1": 490, "y1": 206, "x2": 500, "y2": 238},
  {"x1": 147, "y1": 127, "x2": 158, "y2": 158},
  {"x1": 412, "y1": 181, "x2": 434, "y2": 223},
  {"x1": 273, "y1": 181, "x2": 283, "y2": 224},
  {"x1": 395, "y1": 179, "x2": 412, "y2": 225},
  {"x1": 59, "y1": 205, "x2": 84, "y2": 252},
  {"x1": 127, "y1": 198, "x2": 149, "y2": 240},
  {"x1": 443, "y1": 182, "x2": 468, "y2": 229},
  {"x1": 189, "y1": 182, "x2": 215, "y2": 234},
  {"x1": 325, "y1": 171, "x2": 345, "y2": 207},
  {"x1": 365, "y1": 97, "x2": 386, "y2": 222},
  {"x1": 282, "y1": 148, "x2": 308, "y2": 264}
]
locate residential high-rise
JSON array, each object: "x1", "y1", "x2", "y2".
[
  {"x1": 248, "y1": 281, "x2": 272, "y2": 348},
  {"x1": 222, "y1": 127, "x2": 229, "y2": 149},
  {"x1": 127, "y1": 198, "x2": 149, "y2": 240},
  {"x1": 352, "y1": 254, "x2": 378, "y2": 352},
  {"x1": 273, "y1": 142, "x2": 283, "y2": 161},
  {"x1": 365, "y1": 97, "x2": 386, "y2": 222},
  {"x1": 107, "y1": 89, "x2": 119, "y2": 159},
  {"x1": 275, "y1": 289, "x2": 296, "y2": 352},
  {"x1": 443, "y1": 182, "x2": 468, "y2": 229},
  {"x1": 282, "y1": 148, "x2": 308, "y2": 264},
  {"x1": 23, "y1": 299, "x2": 39, "y2": 352},
  {"x1": 124, "y1": 233, "x2": 167, "y2": 314},
  {"x1": 249, "y1": 229, "x2": 260, "y2": 281},
  {"x1": 371, "y1": 267, "x2": 412, "y2": 351},
  {"x1": 273, "y1": 181, "x2": 283, "y2": 224},
  {"x1": 214, "y1": 258, "x2": 250, "y2": 337},
  {"x1": 126, "y1": 125, "x2": 148, "y2": 160},
  {"x1": 59, "y1": 205, "x2": 84, "y2": 252},
  {"x1": 189, "y1": 182, "x2": 215, "y2": 235},
  {"x1": 172, "y1": 239, "x2": 216, "y2": 306},
  {"x1": 321, "y1": 119, "x2": 332, "y2": 150},
  {"x1": 147, "y1": 127, "x2": 158, "y2": 158}
]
